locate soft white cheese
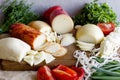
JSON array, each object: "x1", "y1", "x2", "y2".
[
  {"x1": 0, "y1": 37, "x2": 31, "y2": 62},
  {"x1": 45, "y1": 32, "x2": 58, "y2": 42},
  {"x1": 76, "y1": 24, "x2": 104, "y2": 44},
  {"x1": 24, "y1": 50, "x2": 55, "y2": 66},
  {"x1": 76, "y1": 41, "x2": 95, "y2": 51},
  {"x1": 61, "y1": 33, "x2": 75, "y2": 46},
  {"x1": 99, "y1": 27, "x2": 120, "y2": 57}
]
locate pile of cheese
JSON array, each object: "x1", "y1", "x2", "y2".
[{"x1": 0, "y1": 21, "x2": 75, "y2": 66}]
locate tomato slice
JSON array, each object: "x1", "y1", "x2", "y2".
[
  {"x1": 97, "y1": 22, "x2": 115, "y2": 35},
  {"x1": 52, "y1": 65, "x2": 78, "y2": 80},
  {"x1": 37, "y1": 65, "x2": 55, "y2": 80},
  {"x1": 71, "y1": 66, "x2": 85, "y2": 80}
]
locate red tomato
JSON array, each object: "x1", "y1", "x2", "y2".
[
  {"x1": 97, "y1": 22, "x2": 115, "y2": 35},
  {"x1": 71, "y1": 66, "x2": 85, "y2": 80},
  {"x1": 52, "y1": 65, "x2": 78, "y2": 80},
  {"x1": 37, "y1": 65, "x2": 55, "y2": 80}
]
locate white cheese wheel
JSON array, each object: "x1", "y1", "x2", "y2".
[
  {"x1": 76, "y1": 24, "x2": 104, "y2": 44},
  {"x1": 51, "y1": 14, "x2": 74, "y2": 34},
  {"x1": 0, "y1": 37, "x2": 31, "y2": 62}
]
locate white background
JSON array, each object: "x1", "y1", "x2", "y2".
[{"x1": 0, "y1": 0, "x2": 120, "y2": 21}]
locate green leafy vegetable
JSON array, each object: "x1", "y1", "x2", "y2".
[
  {"x1": 0, "y1": 0, "x2": 39, "y2": 33},
  {"x1": 73, "y1": 0, "x2": 117, "y2": 25}
]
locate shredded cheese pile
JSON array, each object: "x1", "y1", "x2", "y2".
[
  {"x1": 99, "y1": 27, "x2": 120, "y2": 57},
  {"x1": 73, "y1": 50, "x2": 98, "y2": 80}
]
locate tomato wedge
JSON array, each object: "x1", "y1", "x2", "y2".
[
  {"x1": 52, "y1": 65, "x2": 78, "y2": 80},
  {"x1": 71, "y1": 66, "x2": 85, "y2": 80},
  {"x1": 97, "y1": 22, "x2": 115, "y2": 35},
  {"x1": 37, "y1": 65, "x2": 55, "y2": 80}
]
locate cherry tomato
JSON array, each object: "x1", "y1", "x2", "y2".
[
  {"x1": 37, "y1": 65, "x2": 55, "y2": 80},
  {"x1": 71, "y1": 66, "x2": 85, "y2": 80},
  {"x1": 97, "y1": 22, "x2": 115, "y2": 35},
  {"x1": 52, "y1": 65, "x2": 78, "y2": 80}
]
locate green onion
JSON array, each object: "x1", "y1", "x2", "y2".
[
  {"x1": 109, "y1": 66, "x2": 120, "y2": 71},
  {"x1": 92, "y1": 66, "x2": 120, "y2": 76},
  {"x1": 103, "y1": 64, "x2": 120, "y2": 69},
  {"x1": 92, "y1": 76, "x2": 120, "y2": 80}
]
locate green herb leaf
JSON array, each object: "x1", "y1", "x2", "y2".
[
  {"x1": 73, "y1": 1, "x2": 117, "y2": 25},
  {"x1": 0, "y1": 0, "x2": 39, "y2": 33}
]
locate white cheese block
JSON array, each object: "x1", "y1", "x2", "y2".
[
  {"x1": 0, "y1": 37, "x2": 31, "y2": 62},
  {"x1": 76, "y1": 24, "x2": 104, "y2": 44}
]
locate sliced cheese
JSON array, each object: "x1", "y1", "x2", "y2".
[
  {"x1": 33, "y1": 34, "x2": 46, "y2": 50},
  {"x1": 41, "y1": 51, "x2": 56, "y2": 64},
  {"x1": 43, "y1": 42, "x2": 61, "y2": 53},
  {"x1": 23, "y1": 50, "x2": 55, "y2": 66},
  {"x1": 46, "y1": 32, "x2": 57, "y2": 42},
  {"x1": 52, "y1": 14, "x2": 74, "y2": 34},
  {"x1": 33, "y1": 53, "x2": 45, "y2": 65},
  {"x1": 52, "y1": 47, "x2": 67, "y2": 57},
  {"x1": 61, "y1": 33, "x2": 75, "y2": 46},
  {"x1": 41, "y1": 42, "x2": 67, "y2": 57},
  {"x1": 76, "y1": 41, "x2": 95, "y2": 51},
  {"x1": 24, "y1": 55, "x2": 34, "y2": 66}
]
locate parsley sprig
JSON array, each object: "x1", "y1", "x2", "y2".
[
  {"x1": 74, "y1": 0, "x2": 117, "y2": 25},
  {"x1": 0, "y1": 0, "x2": 39, "y2": 33}
]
